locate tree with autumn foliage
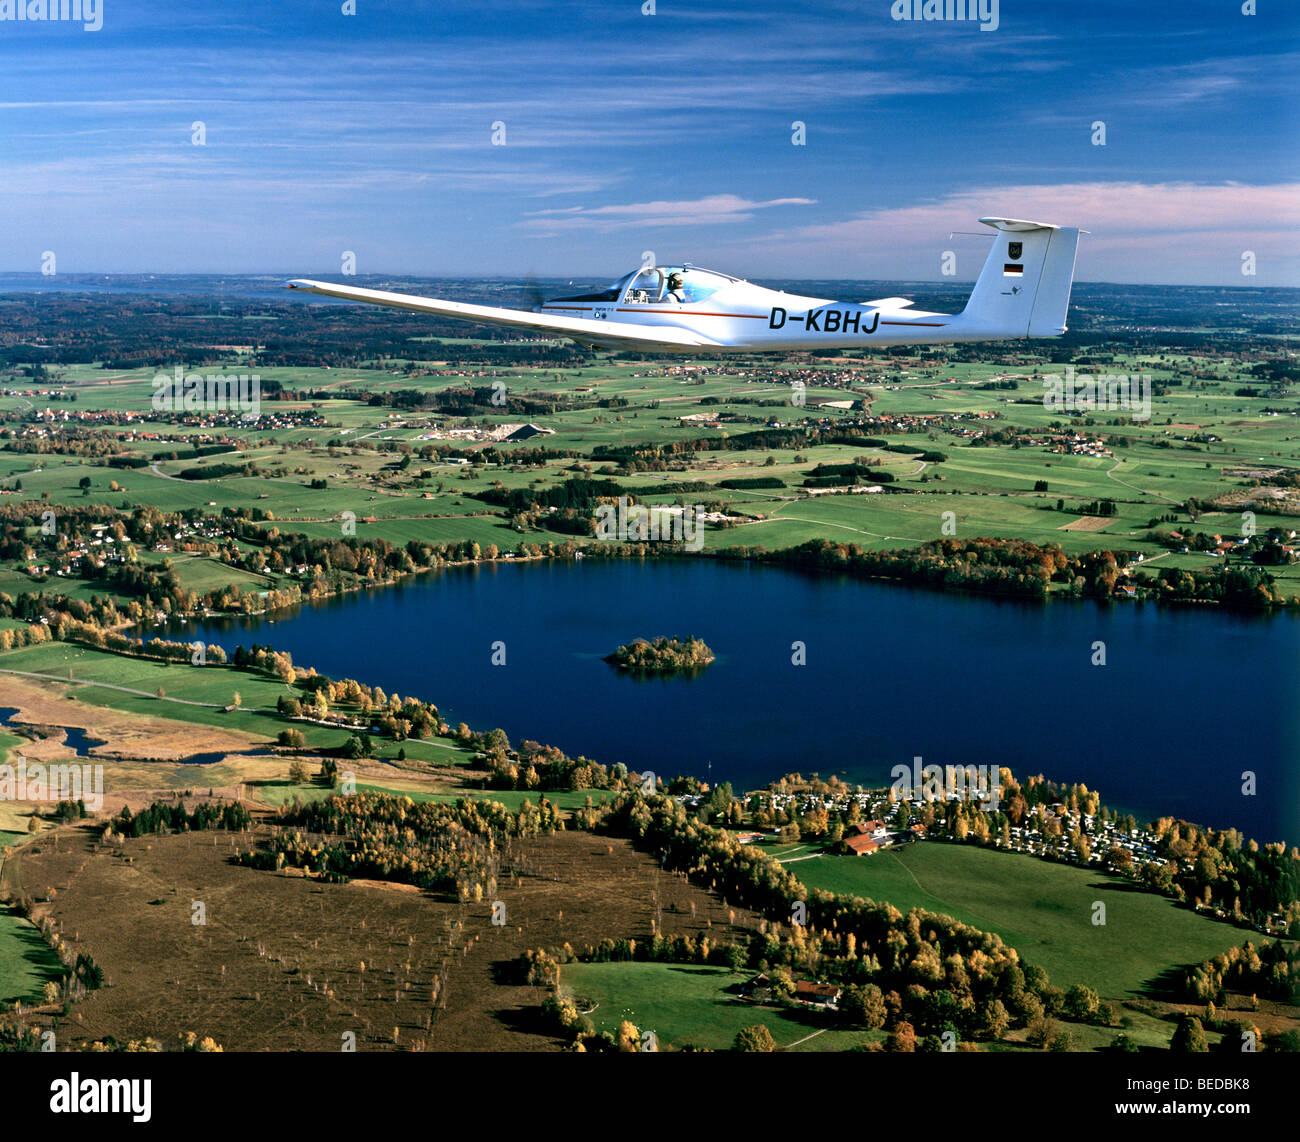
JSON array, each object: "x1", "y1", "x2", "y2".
[{"x1": 734, "y1": 1024, "x2": 776, "y2": 1052}]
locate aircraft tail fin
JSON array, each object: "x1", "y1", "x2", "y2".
[{"x1": 959, "y1": 218, "x2": 1082, "y2": 339}]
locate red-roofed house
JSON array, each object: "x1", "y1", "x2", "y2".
[
  {"x1": 793, "y1": 980, "x2": 842, "y2": 1007},
  {"x1": 847, "y1": 819, "x2": 886, "y2": 838}
]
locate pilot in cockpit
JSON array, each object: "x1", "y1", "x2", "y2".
[{"x1": 665, "y1": 272, "x2": 686, "y2": 303}]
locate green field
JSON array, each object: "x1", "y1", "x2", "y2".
[
  {"x1": 257, "y1": 781, "x2": 601, "y2": 813},
  {"x1": 560, "y1": 961, "x2": 882, "y2": 1052},
  {"x1": 2, "y1": 348, "x2": 1297, "y2": 607},
  {"x1": 560, "y1": 957, "x2": 1194, "y2": 1052},
  {"x1": 0, "y1": 730, "x2": 24, "y2": 767},
  {"x1": 779, "y1": 841, "x2": 1255, "y2": 996},
  {"x1": 0, "y1": 641, "x2": 470, "y2": 763},
  {"x1": 0, "y1": 906, "x2": 63, "y2": 1006}
]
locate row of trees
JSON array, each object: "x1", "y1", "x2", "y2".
[
  {"x1": 238, "y1": 792, "x2": 561, "y2": 899},
  {"x1": 588, "y1": 422, "x2": 942, "y2": 474},
  {"x1": 744, "y1": 536, "x2": 1089, "y2": 601},
  {"x1": 896, "y1": 770, "x2": 1300, "y2": 933},
  {"x1": 111, "y1": 798, "x2": 252, "y2": 838},
  {"x1": 577, "y1": 792, "x2": 1097, "y2": 1046},
  {"x1": 1184, "y1": 939, "x2": 1299, "y2": 1007}
]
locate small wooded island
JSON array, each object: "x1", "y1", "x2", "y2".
[{"x1": 603, "y1": 635, "x2": 716, "y2": 675}]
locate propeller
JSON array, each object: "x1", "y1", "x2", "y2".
[{"x1": 521, "y1": 271, "x2": 545, "y2": 312}]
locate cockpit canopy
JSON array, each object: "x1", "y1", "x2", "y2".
[
  {"x1": 617, "y1": 266, "x2": 742, "y2": 305},
  {"x1": 547, "y1": 265, "x2": 742, "y2": 307}
]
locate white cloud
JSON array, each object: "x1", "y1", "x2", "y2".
[
  {"x1": 520, "y1": 194, "x2": 816, "y2": 232},
  {"x1": 744, "y1": 182, "x2": 1300, "y2": 284}
]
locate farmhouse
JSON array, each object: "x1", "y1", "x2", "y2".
[
  {"x1": 793, "y1": 980, "x2": 842, "y2": 1008},
  {"x1": 843, "y1": 834, "x2": 879, "y2": 856}
]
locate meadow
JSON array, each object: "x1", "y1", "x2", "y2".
[
  {"x1": 771, "y1": 840, "x2": 1255, "y2": 996},
  {"x1": 4, "y1": 347, "x2": 1297, "y2": 597},
  {"x1": 0, "y1": 907, "x2": 63, "y2": 1006},
  {"x1": 560, "y1": 960, "x2": 882, "y2": 1052},
  {"x1": 557, "y1": 956, "x2": 1190, "y2": 1052}
]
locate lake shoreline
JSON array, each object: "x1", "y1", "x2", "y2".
[
  {"x1": 168, "y1": 556, "x2": 1300, "y2": 849},
  {"x1": 144, "y1": 542, "x2": 1300, "y2": 640}
]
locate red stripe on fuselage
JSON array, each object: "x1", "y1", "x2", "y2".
[
  {"x1": 614, "y1": 308, "x2": 769, "y2": 318},
  {"x1": 539, "y1": 305, "x2": 947, "y2": 329}
]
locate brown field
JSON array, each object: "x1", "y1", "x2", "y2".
[
  {"x1": 1164, "y1": 996, "x2": 1300, "y2": 1041},
  {"x1": 84, "y1": 750, "x2": 458, "y2": 819},
  {"x1": 0, "y1": 750, "x2": 307, "y2": 840},
  {"x1": 7, "y1": 821, "x2": 760, "y2": 1051},
  {"x1": 1058, "y1": 516, "x2": 1117, "y2": 532},
  {"x1": 0, "y1": 668, "x2": 461, "y2": 797},
  {"x1": 0, "y1": 676, "x2": 260, "y2": 761}
]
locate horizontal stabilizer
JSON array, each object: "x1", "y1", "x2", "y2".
[{"x1": 977, "y1": 217, "x2": 1061, "y2": 232}]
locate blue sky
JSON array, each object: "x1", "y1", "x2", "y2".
[{"x1": 1, "y1": 0, "x2": 1296, "y2": 284}]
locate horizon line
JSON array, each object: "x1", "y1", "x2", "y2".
[{"x1": 0, "y1": 273, "x2": 1294, "y2": 292}]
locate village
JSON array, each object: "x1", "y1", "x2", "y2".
[
  {"x1": 678, "y1": 773, "x2": 1296, "y2": 941},
  {"x1": 668, "y1": 771, "x2": 1297, "y2": 1024},
  {"x1": 18, "y1": 518, "x2": 237, "y2": 582}
]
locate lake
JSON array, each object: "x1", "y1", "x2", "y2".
[{"x1": 172, "y1": 558, "x2": 1300, "y2": 846}]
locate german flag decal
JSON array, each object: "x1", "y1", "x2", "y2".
[{"x1": 1003, "y1": 263, "x2": 1024, "y2": 276}]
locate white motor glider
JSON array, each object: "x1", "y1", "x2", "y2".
[{"x1": 285, "y1": 217, "x2": 1082, "y2": 354}]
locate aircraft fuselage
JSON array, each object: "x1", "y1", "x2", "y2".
[{"x1": 536, "y1": 279, "x2": 962, "y2": 351}]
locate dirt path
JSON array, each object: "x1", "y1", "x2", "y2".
[
  {"x1": 1105, "y1": 458, "x2": 1180, "y2": 505},
  {"x1": 0, "y1": 674, "x2": 261, "y2": 760},
  {"x1": 782, "y1": 1027, "x2": 827, "y2": 1049},
  {"x1": 740, "y1": 515, "x2": 929, "y2": 544},
  {"x1": 0, "y1": 668, "x2": 223, "y2": 708}
]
